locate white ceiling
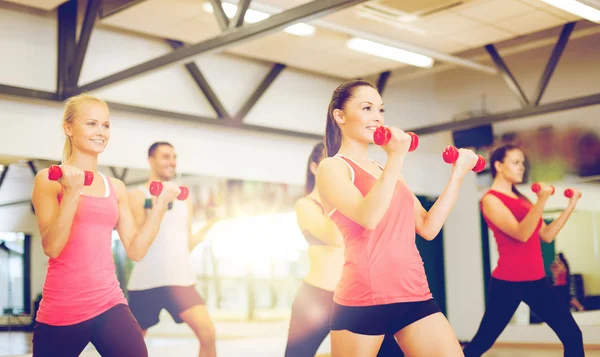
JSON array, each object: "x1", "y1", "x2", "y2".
[
  {"x1": 2, "y1": 0, "x2": 68, "y2": 11},
  {"x1": 6, "y1": 0, "x2": 596, "y2": 78}
]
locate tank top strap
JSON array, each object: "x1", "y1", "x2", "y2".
[
  {"x1": 332, "y1": 154, "x2": 356, "y2": 183},
  {"x1": 369, "y1": 159, "x2": 384, "y2": 171},
  {"x1": 57, "y1": 172, "x2": 112, "y2": 201}
]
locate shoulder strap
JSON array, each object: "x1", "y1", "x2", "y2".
[{"x1": 332, "y1": 155, "x2": 356, "y2": 183}]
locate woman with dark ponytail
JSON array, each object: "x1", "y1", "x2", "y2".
[
  {"x1": 284, "y1": 141, "x2": 402, "y2": 357},
  {"x1": 463, "y1": 144, "x2": 584, "y2": 357},
  {"x1": 316, "y1": 79, "x2": 480, "y2": 356}
]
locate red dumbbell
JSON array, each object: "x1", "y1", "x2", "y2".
[
  {"x1": 564, "y1": 188, "x2": 581, "y2": 198},
  {"x1": 531, "y1": 183, "x2": 555, "y2": 195},
  {"x1": 442, "y1": 146, "x2": 486, "y2": 173},
  {"x1": 373, "y1": 126, "x2": 418, "y2": 152},
  {"x1": 149, "y1": 181, "x2": 189, "y2": 201},
  {"x1": 48, "y1": 164, "x2": 93, "y2": 186}
]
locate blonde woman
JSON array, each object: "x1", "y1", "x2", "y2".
[{"x1": 31, "y1": 94, "x2": 180, "y2": 356}]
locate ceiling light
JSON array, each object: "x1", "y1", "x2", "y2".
[
  {"x1": 346, "y1": 38, "x2": 434, "y2": 68},
  {"x1": 541, "y1": 0, "x2": 600, "y2": 23},
  {"x1": 284, "y1": 23, "x2": 316, "y2": 37},
  {"x1": 202, "y1": 2, "x2": 316, "y2": 36}
]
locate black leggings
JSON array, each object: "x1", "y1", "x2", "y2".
[
  {"x1": 463, "y1": 277, "x2": 584, "y2": 357},
  {"x1": 284, "y1": 282, "x2": 403, "y2": 357},
  {"x1": 32, "y1": 304, "x2": 148, "y2": 357}
]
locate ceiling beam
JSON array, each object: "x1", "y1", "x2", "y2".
[
  {"x1": 408, "y1": 92, "x2": 600, "y2": 135},
  {"x1": 208, "y1": 0, "x2": 230, "y2": 31},
  {"x1": 484, "y1": 44, "x2": 530, "y2": 107},
  {"x1": 532, "y1": 22, "x2": 575, "y2": 106},
  {"x1": 167, "y1": 40, "x2": 231, "y2": 120},
  {"x1": 230, "y1": 0, "x2": 252, "y2": 29},
  {"x1": 69, "y1": 0, "x2": 101, "y2": 90},
  {"x1": 235, "y1": 63, "x2": 285, "y2": 121},
  {"x1": 72, "y1": 0, "x2": 369, "y2": 94}
]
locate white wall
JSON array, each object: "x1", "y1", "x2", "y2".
[
  {"x1": 406, "y1": 28, "x2": 600, "y2": 343},
  {"x1": 2, "y1": 2, "x2": 600, "y2": 345},
  {"x1": 0, "y1": 163, "x2": 48, "y2": 315}
]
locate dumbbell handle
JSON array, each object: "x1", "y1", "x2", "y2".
[
  {"x1": 48, "y1": 164, "x2": 93, "y2": 186},
  {"x1": 149, "y1": 181, "x2": 189, "y2": 201},
  {"x1": 442, "y1": 146, "x2": 486, "y2": 173},
  {"x1": 373, "y1": 126, "x2": 419, "y2": 152},
  {"x1": 531, "y1": 183, "x2": 555, "y2": 195}
]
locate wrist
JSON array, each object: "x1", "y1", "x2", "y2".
[
  {"x1": 152, "y1": 199, "x2": 170, "y2": 212},
  {"x1": 449, "y1": 170, "x2": 466, "y2": 182},
  {"x1": 62, "y1": 188, "x2": 81, "y2": 201}
]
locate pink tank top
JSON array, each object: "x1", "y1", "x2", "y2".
[
  {"x1": 329, "y1": 155, "x2": 432, "y2": 306},
  {"x1": 36, "y1": 175, "x2": 127, "y2": 326}
]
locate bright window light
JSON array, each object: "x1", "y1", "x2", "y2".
[
  {"x1": 346, "y1": 38, "x2": 434, "y2": 68},
  {"x1": 541, "y1": 0, "x2": 600, "y2": 23},
  {"x1": 207, "y1": 212, "x2": 307, "y2": 264},
  {"x1": 202, "y1": 2, "x2": 316, "y2": 36}
]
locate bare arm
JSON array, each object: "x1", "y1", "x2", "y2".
[
  {"x1": 128, "y1": 189, "x2": 147, "y2": 229},
  {"x1": 295, "y1": 198, "x2": 343, "y2": 247},
  {"x1": 115, "y1": 178, "x2": 178, "y2": 261},
  {"x1": 482, "y1": 194, "x2": 550, "y2": 242},
  {"x1": 539, "y1": 191, "x2": 581, "y2": 243},
  {"x1": 31, "y1": 169, "x2": 81, "y2": 259},
  {"x1": 412, "y1": 174, "x2": 465, "y2": 241},
  {"x1": 316, "y1": 154, "x2": 404, "y2": 230},
  {"x1": 188, "y1": 199, "x2": 219, "y2": 252}
]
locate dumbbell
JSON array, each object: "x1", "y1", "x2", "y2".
[
  {"x1": 373, "y1": 126, "x2": 419, "y2": 152},
  {"x1": 149, "y1": 181, "x2": 189, "y2": 201},
  {"x1": 531, "y1": 183, "x2": 555, "y2": 195},
  {"x1": 442, "y1": 146, "x2": 486, "y2": 173},
  {"x1": 564, "y1": 188, "x2": 581, "y2": 198},
  {"x1": 48, "y1": 164, "x2": 94, "y2": 186}
]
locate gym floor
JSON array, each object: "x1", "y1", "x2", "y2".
[{"x1": 1, "y1": 325, "x2": 599, "y2": 357}]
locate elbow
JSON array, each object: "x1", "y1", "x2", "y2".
[
  {"x1": 126, "y1": 248, "x2": 146, "y2": 262},
  {"x1": 127, "y1": 253, "x2": 142, "y2": 262},
  {"x1": 418, "y1": 229, "x2": 437, "y2": 241},
  {"x1": 540, "y1": 234, "x2": 554, "y2": 244},
  {"x1": 43, "y1": 247, "x2": 60, "y2": 259},
  {"x1": 42, "y1": 240, "x2": 62, "y2": 259},
  {"x1": 421, "y1": 233, "x2": 436, "y2": 241}
]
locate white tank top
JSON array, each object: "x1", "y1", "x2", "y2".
[{"x1": 126, "y1": 185, "x2": 196, "y2": 290}]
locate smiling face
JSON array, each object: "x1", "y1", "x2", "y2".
[
  {"x1": 149, "y1": 144, "x2": 177, "y2": 181},
  {"x1": 63, "y1": 100, "x2": 111, "y2": 157},
  {"x1": 333, "y1": 85, "x2": 385, "y2": 145}
]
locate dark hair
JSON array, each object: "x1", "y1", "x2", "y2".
[
  {"x1": 305, "y1": 142, "x2": 325, "y2": 194},
  {"x1": 148, "y1": 142, "x2": 173, "y2": 158},
  {"x1": 557, "y1": 252, "x2": 571, "y2": 285},
  {"x1": 489, "y1": 144, "x2": 528, "y2": 200},
  {"x1": 325, "y1": 79, "x2": 377, "y2": 157}
]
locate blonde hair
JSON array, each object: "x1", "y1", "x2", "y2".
[{"x1": 62, "y1": 94, "x2": 109, "y2": 163}]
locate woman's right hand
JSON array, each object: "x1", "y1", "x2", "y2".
[
  {"x1": 381, "y1": 126, "x2": 412, "y2": 157},
  {"x1": 58, "y1": 165, "x2": 86, "y2": 192},
  {"x1": 535, "y1": 183, "x2": 554, "y2": 199}
]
